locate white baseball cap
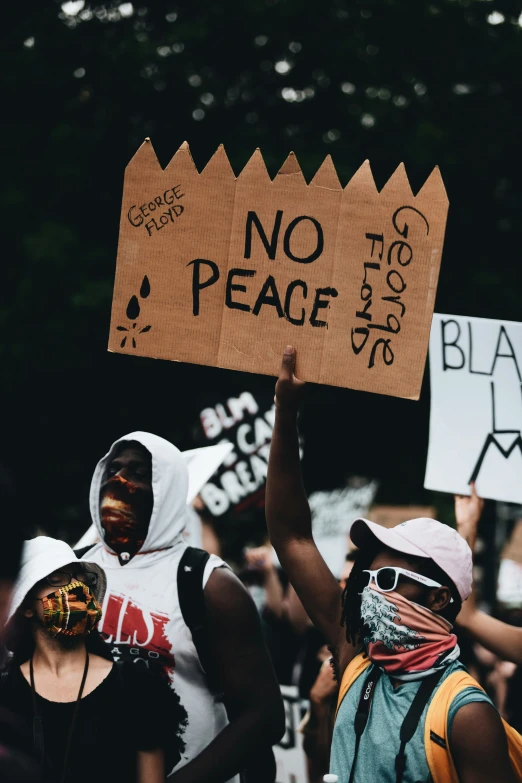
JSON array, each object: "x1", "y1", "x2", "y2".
[{"x1": 350, "y1": 517, "x2": 472, "y2": 601}]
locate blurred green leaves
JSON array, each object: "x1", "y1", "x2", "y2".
[{"x1": 2, "y1": 0, "x2": 522, "y2": 540}]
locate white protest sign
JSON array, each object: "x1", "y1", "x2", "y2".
[
  {"x1": 182, "y1": 443, "x2": 234, "y2": 503},
  {"x1": 310, "y1": 481, "x2": 378, "y2": 577},
  {"x1": 497, "y1": 559, "x2": 522, "y2": 608},
  {"x1": 273, "y1": 685, "x2": 308, "y2": 783},
  {"x1": 425, "y1": 313, "x2": 522, "y2": 503}
]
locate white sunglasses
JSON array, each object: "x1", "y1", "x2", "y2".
[{"x1": 361, "y1": 567, "x2": 454, "y2": 602}]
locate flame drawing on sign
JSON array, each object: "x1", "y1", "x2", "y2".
[{"x1": 116, "y1": 275, "x2": 152, "y2": 349}]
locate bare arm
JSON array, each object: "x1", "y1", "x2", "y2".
[
  {"x1": 454, "y1": 482, "x2": 484, "y2": 551},
  {"x1": 137, "y1": 748, "x2": 165, "y2": 783},
  {"x1": 455, "y1": 485, "x2": 522, "y2": 663},
  {"x1": 452, "y1": 702, "x2": 516, "y2": 783},
  {"x1": 265, "y1": 347, "x2": 352, "y2": 656},
  {"x1": 459, "y1": 610, "x2": 522, "y2": 664},
  {"x1": 171, "y1": 569, "x2": 285, "y2": 783}
]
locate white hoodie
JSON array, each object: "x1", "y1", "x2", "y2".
[{"x1": 82, "y1": 431, "x2": 236, "y2": 780}]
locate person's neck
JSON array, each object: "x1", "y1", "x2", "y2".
[{"x1": 32, "y1": 630, "x2": 87, "y2": 676}]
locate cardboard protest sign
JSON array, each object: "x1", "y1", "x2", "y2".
[
  {"x1": 273, "y1": 685, "x2": 308, "y2": 783},
  {"x1": 195, "y1": 390, "x2": 303, "y2": 516},
  {"x1": 310, "y1": 481, "x2": 378, "y2": 577},
  {"x1": 425, "y1": 314, "x2": 522, "y2": 503},
  {"x1": 109, "y1": 140, "x2": 449, "y2": 399}
]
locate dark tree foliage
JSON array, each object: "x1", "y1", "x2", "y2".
[{"x1": 1, "y1": 0, "x2": 521, "y2": 542}]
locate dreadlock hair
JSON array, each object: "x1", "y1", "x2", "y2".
[
  {"x1": 341, "y1": 544, "x2": 379, "y2": 647},
  {"x1": 341, "y1": 544, "x2": 462, "y2": 647}
]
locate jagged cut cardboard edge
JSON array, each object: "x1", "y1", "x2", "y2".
[
  {"x1": 276, "y1": 151, "x2": 307, "y2": 186},
  {"x1": 310, "y1": 154, "x2": 342, "y2": 190},
  {"x1": 164, "y1": 140, "x2": 198, "y2": 176},
  {"x1": 199, "y1": 143, "x2": 235, "y2": 180},
  {"x1": 415, "y1": 166, "x2": 448, "y2": 203},
  {"x1": 380, "y1": 162, "x2": 414, "y2": 200},
  {"x1": 114, "y1": 141, "x2": 449, "y2": 399},
  {"x1": 124, "y1": 140, "x2": 447, "y2": 198}
]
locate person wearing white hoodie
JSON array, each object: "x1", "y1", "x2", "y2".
[{"x1": 80, "y1": 431, "x2": 284, "y2": 783}]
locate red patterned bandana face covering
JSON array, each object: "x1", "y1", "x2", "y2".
[
  {"x1": 41, "y1": 582, "x2": 103, "y2": 638},
  {"x1": 360, "y1": 585, "x2": 460, "y2": 681},
  {"x1": 100, "y1": 474, "x2": 153, "y2": 556}
]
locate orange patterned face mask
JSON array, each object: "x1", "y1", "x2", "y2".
[
  {"x1": 100, "y1": 474, "x2": 153, "y2": 556},
  {"x1": 40, "y1": 582, "x2": 103, "y2": 638}
]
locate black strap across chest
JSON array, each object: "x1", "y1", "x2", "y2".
[
  {"x1": 30, "y1": 650, "x2": 90, "y2": 783},
  {"x1": 177, "y1": 546, "x2": 222, "y2": 694},
  {"x1": 348, "y1": 665, "x2": 445, "y2": 783}
]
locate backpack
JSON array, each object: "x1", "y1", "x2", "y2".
[
  {"x1": 176, "y1": 546, "x2": 221, "y2": 693},
  {"x1": 75, "y1": 545, "x2": 219, "y2": 687},
  {"x1": 337, "y1": 652, "x2": 522, "y2": 783},
  {"x1": 177, "y1": 547, "x2": 277, "y2": 783}
]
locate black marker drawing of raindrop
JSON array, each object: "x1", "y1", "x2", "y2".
[
  {"x1": 140, "y1": 275, "x2": 151, "y2": 299},
  {"x1": 126, "y1": 295, "x2": 140, "y2": 319},
  {"x1": 117, "y1": 278, "x2": 152, "y2": 349}
]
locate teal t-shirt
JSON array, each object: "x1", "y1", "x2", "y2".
[{"x1": 330, "y1": 659, "x2": 493, "y2": 783}]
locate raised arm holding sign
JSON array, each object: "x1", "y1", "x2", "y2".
[
  {"x1": 266, "y1": 348, "x2": 517, "y2": 783},
  {"x1": 265, "y1": 347, "x2": 358, "y2": 665}
]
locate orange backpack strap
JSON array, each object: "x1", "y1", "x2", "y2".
[
  {"x1": 502, "y1": 719, "x2": 522, "y2": 779},
  {"x1": 425, "y1": 670, "x2": 522, "y2": 783},
  {"x1": 336, "y1": 652, "x2": 372, "y2": 718},
  {"x1": 424, "y1": 670, "x2": 477, "y2": 783}
]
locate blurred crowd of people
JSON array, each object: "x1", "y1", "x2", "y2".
[{"x1": 1, "y1": 347, "x2": 522, "y2": 782}]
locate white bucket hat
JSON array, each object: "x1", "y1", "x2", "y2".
[{"x1": 7, "y1": 536, "x2": 107, "y2": 624}]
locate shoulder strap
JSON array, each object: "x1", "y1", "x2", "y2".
[
  {"x1": 425, "y1": 669, "x2": 522, "y2": 783},
  {"x1": 425, "y1": 670, "x2": 485, "y2": 783},
  {"x1": 177, "y1": 547, "x2": 221, "y2": 693},
  {"x1": 347, "y1": 666, "x2": 382, "y2": 783},
  {"x1": 339, "y1": 657, "x2": 444, "y2": 783},
  {"x1": 394, "y1": 669, "x2": 445, "y2": 783},
  {"x1": 336, "y1": 652, "x2": 372, "y2": 717},
  {"x1": 502, "y1": 718, "x2": 522, "y2": 780}
]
